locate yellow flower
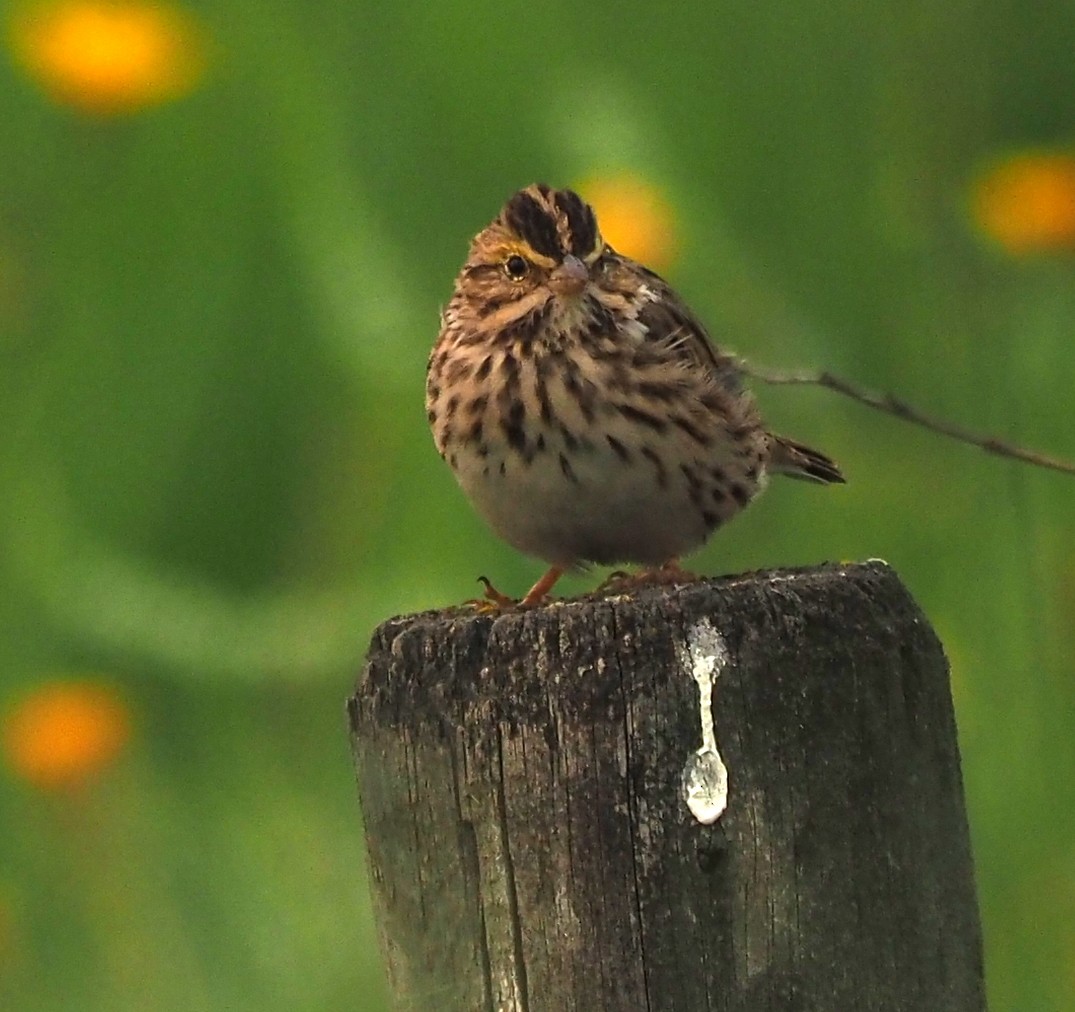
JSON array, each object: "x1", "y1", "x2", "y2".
[
  {"x1": 577, "y1": 173, "x2": 679, "y2": 272},
  {"x1": 2, "y1": 680, "x2": 130, "y2": 789},
  {"x1": 971, "y1": 152, "x2": 1075, "y2": 254},
  {"x1": 9, "y1": 1, "x2": 206, "y2": 116}
]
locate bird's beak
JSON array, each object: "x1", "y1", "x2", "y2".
[{"x1": 548, "y1": 254, "x2": 589, "y2": 296}]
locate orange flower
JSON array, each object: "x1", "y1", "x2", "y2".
[
  {"x1": 577, "y1": 173, "x2": 679, "y2": 272},
  {"x1": 2, "y1": 680, "x2": 130, "y2": 789},
  {"x1": 9, "y1": 1, "x2": 206, "y2": 116},
  {"x1": 971, "y1": 152, "x2": 1075, "y2": 254}
]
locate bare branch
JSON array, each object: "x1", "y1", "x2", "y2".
[{"x1": 740, "y1": 360, "x2": 1075, "y2": 477}]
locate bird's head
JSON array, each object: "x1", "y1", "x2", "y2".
[{"x1": 453, "y1": 184, "x2": 610, "y2": 331}]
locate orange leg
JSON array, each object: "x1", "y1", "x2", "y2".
[
  {"x1": 519, "y1": 565, "x2": 565, "y2": 608},
  {"x1": 473, "y1": 565, "x2": 565, "y2": 611}
]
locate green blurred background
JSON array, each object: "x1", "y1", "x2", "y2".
[{"x1": 2, "y1": 1, "x2": 1073, "y2": 1009}]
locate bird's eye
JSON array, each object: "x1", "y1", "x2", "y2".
[{"x1": 503, "y1": 255, "x2": 529, "y2": 281}]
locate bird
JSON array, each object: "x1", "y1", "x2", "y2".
[{"x1": 426, "y1": 184, "x2": 844, "y2": 607}]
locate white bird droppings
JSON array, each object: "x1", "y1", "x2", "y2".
[{"x1": 677, "y1": 618, "x2": 729, "y2": 825}]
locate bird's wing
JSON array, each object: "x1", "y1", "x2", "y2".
[{"x1": 633, "y1": 272, "x2": 747, "y2": 400}]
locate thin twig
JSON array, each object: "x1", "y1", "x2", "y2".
[{"x1": 739, "y1": 359, "x2": 1075, "y2": 477}]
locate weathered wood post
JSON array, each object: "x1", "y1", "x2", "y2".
[{"x1": 347, "y1": 561, "x2": 985, "y2": 1011}]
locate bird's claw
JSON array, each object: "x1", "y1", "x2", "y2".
[
  {"x1": 465, "y1": 576, "x2": 519, "y2": 613},
  {"x1": 596, "y1": 561, "x2": 699, "y2": 597}
]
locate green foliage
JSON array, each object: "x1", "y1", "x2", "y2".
[{"x1": 1, "y1": 1, "x2": 1073, "y2": 1009}]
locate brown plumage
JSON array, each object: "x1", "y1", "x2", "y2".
[{"x1": 426, "y1": 184, "x2": 844, "y2": 606}]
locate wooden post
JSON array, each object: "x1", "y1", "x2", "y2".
[{"x1": 347, "y1": 561, "x2": 985, "y2": 1011}]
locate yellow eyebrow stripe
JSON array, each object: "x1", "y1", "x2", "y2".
[
  {"x1": 493, "y1": 243, "x2": 558, "y2": 270},
  {"x1": 581, "y1": 236, "x2": 606, "y2": 265}
]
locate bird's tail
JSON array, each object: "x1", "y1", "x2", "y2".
[{"x1": 769, "y1": 435, "x2": 846, "y2": 484}]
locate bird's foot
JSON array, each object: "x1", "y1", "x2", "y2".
[
  {"x1": 594, "y1": 569, "x2": 632, "y2": 594},
  {"x1": 596, "y1": 560, "x2": 700, "y2": 596},
  {"x1": 467, "y1": 566, "x2": 565, "y2": 612},
  {"x1": 467, "y1": 576, "x2": 517, "y2": 613}
]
